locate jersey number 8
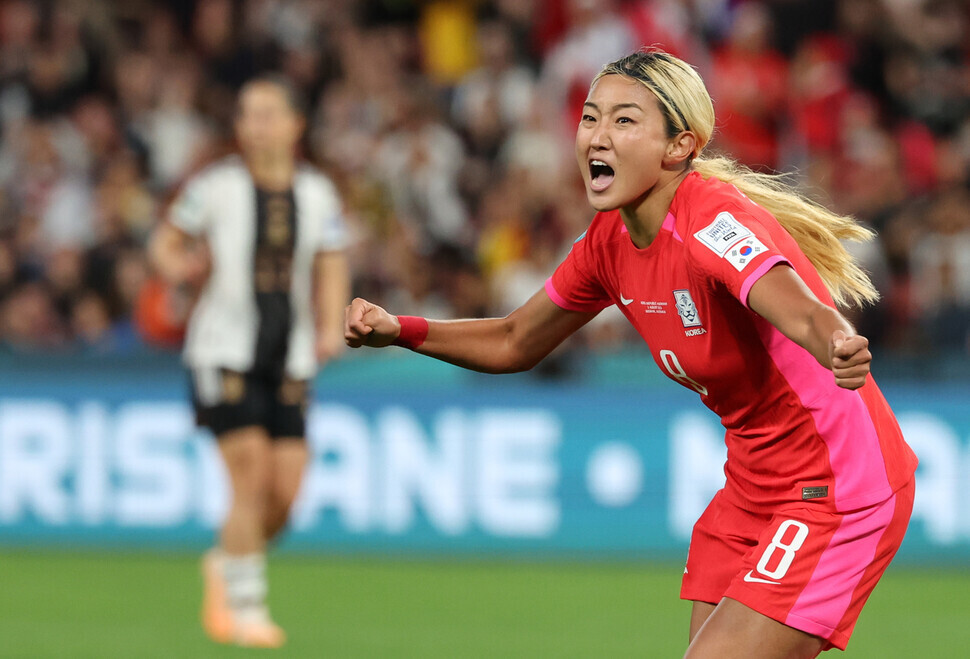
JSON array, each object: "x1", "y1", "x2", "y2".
[
  {"x1": 659, "y1": 349, "x2": 708, "y2": 395},
  {"x1": 756, "y1": 519, "x2": 810, "y2": 580}
]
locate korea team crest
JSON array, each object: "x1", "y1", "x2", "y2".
[{"x1": 673, "y1": 289, "x2": 702, "y2": 328}]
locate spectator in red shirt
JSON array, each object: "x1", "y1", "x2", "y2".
[{"x1": 709, "y1": 3, "x2": 789, "y2": 169}]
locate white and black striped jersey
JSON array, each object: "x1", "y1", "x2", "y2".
[{"x1": 170, "y1": 155, "x2": 347, "y2": 380}]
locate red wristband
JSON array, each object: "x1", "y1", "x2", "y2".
[{"x1": 392, "y1": 316, "x2": 429, "y2": 350}]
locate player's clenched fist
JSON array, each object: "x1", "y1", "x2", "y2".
[
  {"x1": 344, "y1": 298, "x2": 401, "y2": 348},
  {"x1": 829, "y1": 329, "x2": 871, "y2": 390}
]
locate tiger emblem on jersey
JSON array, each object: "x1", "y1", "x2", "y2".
[{"x1": 673, "y1": 289, "x2": 702, "y2": 328}]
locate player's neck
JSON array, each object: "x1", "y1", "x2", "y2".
[
  {"x1": 620, "y1": 168, "x2": 689, "y2": 249},
  {"x1": 246, "y1": 152, "x2": 295, "y2": 191}
]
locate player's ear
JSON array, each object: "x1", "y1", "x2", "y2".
[{"x1": 663, "y1": 131, "x2": 696, "y2": 168}]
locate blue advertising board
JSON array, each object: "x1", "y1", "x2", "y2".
[{"x1": 0, "y1": 352, "x2": 967, "y2": 564}]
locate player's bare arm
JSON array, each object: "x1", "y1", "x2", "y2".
[
  {"x1": 345, "y1": 289, "x2": 597, "y2": 374},
  {"x1": 747, "y1": 264, "x2": 871, "y2": 389},
  {"x1": 314, "y1": 250, "x2": 350, "y2": 363},
  {"x1": 149, "y1": 221, "x2": 211, "y2": 288}
]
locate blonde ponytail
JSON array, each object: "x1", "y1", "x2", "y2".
[{"x1": 692, "y1": 156, "x2": 878, "y2": 307}]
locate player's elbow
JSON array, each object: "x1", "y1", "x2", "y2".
[
  {"x1": 490, "y1": 320, "x2": 543, "y2": 374},
  {"x1": 148, "y1": 232, "x2": 172, "y2": 276},
  {"x1": 485, "y1": 351, "x2": 537, "y2": 375},
  {"x1": 149, "y1": 226, "x2": 180, "y2": 272}
]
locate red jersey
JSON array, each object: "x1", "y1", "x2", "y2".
[{"x1": 546, "y1": 172, "x2": 917, "y2": 513}]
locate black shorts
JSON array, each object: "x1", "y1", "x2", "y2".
[{"x1": 190, "y1": 367, "x2": 310, "y2": 439}]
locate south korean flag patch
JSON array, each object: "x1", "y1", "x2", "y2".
[{"x1": 725, "y1": 236, "x2": 767, "y2": 271}]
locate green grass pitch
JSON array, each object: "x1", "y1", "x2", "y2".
[{"x1": 0, "y1": 551, "x2": 967, "y2": 657}]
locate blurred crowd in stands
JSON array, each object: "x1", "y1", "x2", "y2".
[{"x1": 0, "y1": 0, "x2": 968, "y2": 360}]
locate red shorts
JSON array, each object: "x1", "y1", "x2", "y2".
[{"x1": 681, "y1": 479, "x2": 915, "y2": 651}]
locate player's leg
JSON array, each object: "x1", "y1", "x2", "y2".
[
  {"x1": 200, "y1": 425, "x2": 273, "y2": 645},
  {"x1": 688, "y1": 601, "x2": 716, "y2": 642},
  {"x1": 192, "y1": 369, "x2": 271, "y2": 644},
  {"x1": 217, "y1": 376, "x2": 311, "y2": 648},
  {"x1": 684, "y1": 598, "x2": 824, "y2": 658},
  {"x1": 219, "y1": 426, "x2": 289, "y2": 648},
  {"x1": 205, "y1": 368, "x2": 286, "y2": 647},
  {"x1": 264, "y1": 438, "x2": 309, "y2": 542},
  {"x1": 263, "y1": 376, "x2": 311, "y2": 542},
  {"x1": 681, "y1": 491, "x2": 763, "y2": 646},
  {"x1": 218, "y1": 425, "x2": 273, "y2": 554}
]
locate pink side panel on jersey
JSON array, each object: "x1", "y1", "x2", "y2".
[
  {"x1": 785, "y1": 492, "x2": 897, "y2": 636},
  {"x1": 739, "y1": 255, "x2": 789, "y2": 308},
  {"x1": 758, "y1": 324, "x2": 893, "y2": 510}
]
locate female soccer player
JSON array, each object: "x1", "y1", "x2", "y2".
[
  {"x1": 151, "y1": 76, "x2": 349, "y2": 648},
  {"x1": 344, "y1": 51, "x2": 917, "y2": 658}
]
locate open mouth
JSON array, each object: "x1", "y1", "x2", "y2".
[{"x1": 589, "y1": 160, "x2": 615, "y2": 192}]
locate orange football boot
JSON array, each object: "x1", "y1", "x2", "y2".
[
  {"x1": 200, "y1": 549, "x2": 233, "y2": 644},
  {"x1": 232, "y1": 608, "x2": 286, "y2": 648}
]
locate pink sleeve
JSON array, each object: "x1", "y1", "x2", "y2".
[{"x1": 738, "y1": 255, "x2": 789, "y2": 308}]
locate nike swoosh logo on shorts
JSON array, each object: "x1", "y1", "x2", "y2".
[
  {"x1": 620, "y1": 295, "x2": 633, "y2": 305},
  {"x1": 743, "y1": 570, "x2": 781, "y2": 585}
]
